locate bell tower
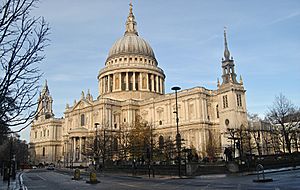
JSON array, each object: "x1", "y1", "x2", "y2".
[
  {"x1": 217, "y1": 28, "x2": 248, "y2": 150},
  {"x1": 36, "y1": 80, "x2": 54, "y2": 120}
]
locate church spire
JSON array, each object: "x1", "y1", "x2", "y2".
[
  {"x1": 41, "y1": 79, "x2": 49, "y2": 96},
  {"x1": 125, "y1": 1, "x2": 138, "y2": 36},
  {"x1": 37, "y1": 80, "x2": 54, "y2": 120},
  {"x1": 223, "y1": 27, "x2": 230, "y2": 61},
  {"x1": 221, "y1": 28, "x2": 238, "y2": 85}
]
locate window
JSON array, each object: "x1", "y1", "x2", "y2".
[
  {"x1": 35, "y1": 132, "x2": 37, "y2": 138},
  {"x1": 135, "y1": 57, "x2": 137, "y2": 61},
  {"x1": 237, "y1": 94, "x2": 242, "y2": 107},
  {"x1": 189, "y1": 104, "x2": 194, "y2": 120},
  {"x1": 81, "y1": 114, "x2": 85, "y2": 126},
  {"x1": 44, "y1": 130, "x2": 46, "y2": 137},
  {"x1": 159, "y1": 120, "x2": 162, "y2": 125},
  {"x1": 223, "y1": 95, "x2": 228, "y2": 108},
  {"x1": 216, "y1": 105, "x2": 219, "y2": 118},
  {"x1": 42, "y1": 147, "x2": 45, "y2": 156},
  {"x1": 47, "y1": 130, "x2": 49, "y2": 136}
]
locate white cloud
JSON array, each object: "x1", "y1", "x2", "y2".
[{"x1": 268, "y1": 11, "x2": 300, "y2": 25}]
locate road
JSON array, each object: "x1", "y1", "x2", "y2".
[{"x1": 22, "y1": 169, "x2": 300, "y2": 190}]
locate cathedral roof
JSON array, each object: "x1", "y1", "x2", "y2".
[{"x1": 106, "y1": 3, "x2": 156, "y2": 61}]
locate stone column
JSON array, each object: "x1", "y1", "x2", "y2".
[
  {"x1": 108, "y1": 108, "x2": 112, "y2": 128},
  {"x1": 160, "y1": 77, "x2": 163, "y2": 94},
  {"x1": 201, "y1": 98, "x2": 205, "y2": 122},
  {"x1": 126, "y1": 72, "x2": 129, "y2": 91},
  {"x1": 195, "y1": 98, "x2": 200, "y2": 119},
  {"x1": 151, "y1": 74, "x2": 154, "y2": 92},
  {"x1": 119, "y1": 73, "x2": 122, "y2": 91},
  {"x1": 156, "y1": 75, "x2": 159, "y2": 93},
  {"x1": 133, "y1": 72, "x2": 136, "y2": 90},
  {"x1": 99, "y1": 78, "x2": 102, "y2": 94},
  {"x1": 146, "y1": 73, "x2": 149, "y2": 91},
  {"x1": 108, "y1": 75, "x2": 111, "y2": 92},
  {"x1": 79, "y1": 137, "x2": 82, "y2": 161},
  {"x1": 103, "y1": 78, "x2": 105, "y2": 93},
  {"x1": 139, "y1": 73, "x2": 143, "y2": 91},
  {"x1": 73, "y1": 137, "x2": 76, "y2": 161},
  {"x1": 112, "y1": 74, "x2": 116, "y2": 92},
  {"x1": 99, "y1": 78, "x2": 102, "y2": 95}
]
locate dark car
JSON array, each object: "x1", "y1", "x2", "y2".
[{"x1": 47, "y1": 164, "x2": 55, "y2": 170}]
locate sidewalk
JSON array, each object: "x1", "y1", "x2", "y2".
[
  {"x1": 57, "y1": 167, "x2": 193, "y2": 180},
  {"x1": 0, "y1": 172, "x2": 22, "y2": 190}
]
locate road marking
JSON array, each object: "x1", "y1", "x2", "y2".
[
  {"x1": 20, "y1": 173, "x2": 28, "y2": 190},
  {"x1": 117, "y1": 182, "x2": 140, "y2": 188},
  {"x1": 36, "y1": 174, "x2": 46, "y2": 181},
  {"x1": 26, "y1": 185, "x2": 47, "y2": 189}
]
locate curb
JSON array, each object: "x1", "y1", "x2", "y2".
[
  {"x1": 241, "y1": 166, "x2": 300, "y2": 176},
  {"x1": 18, "y1": 172, "x2": 27, "y2": 190}
]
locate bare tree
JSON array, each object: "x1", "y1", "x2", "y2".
[
  {"x1": 266, "y1": 94, "x2": 300, "y2": 154},
  {"x1": 128, "y1": 116, "x2": 156, "y2": 162},
  {"x1": 0, "y1": 0, "x2": 49, "y2": 132},
  {"x1": 206, "y1": 129, "x2": 220, "y2": 158}
]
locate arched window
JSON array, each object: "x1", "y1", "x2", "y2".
[
  {"x1": 81, "y1": 114, "x2": 85, "y2": 126},
  {"x1": 216, "y1": 105, "x2": 219, "y2": 118}
]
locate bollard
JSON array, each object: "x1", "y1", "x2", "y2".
[
  {"x1": 253, "y1": 164, "x2": 273, "y2": 183},
  {"x1": 72, "y1": 168, "x2": 81, "y2": 180},
  {"x1": 86, "y1": 171, "x2": 100, "y2": 184}
]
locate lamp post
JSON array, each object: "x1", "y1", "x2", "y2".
[
  {"x1": 94, "y1": 123, "x2": 99, "y2": 169},
  {"x1": 171, "y1": 86, "x2": 181, "y2": 177}
]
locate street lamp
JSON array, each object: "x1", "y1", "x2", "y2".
[
  {"x1": 171, "y1": 86, "x2": 181, "y2": 177},
  {"x1": 94, "y1": 123, "x2": 99, "y2": 169}
]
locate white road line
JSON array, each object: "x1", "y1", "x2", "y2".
[
  {"x1": 36, "y1": 174, "x2": 46, "y2": 180},
  {"x1": 20, "y1": 173, "x2": 28, "y2": 190}
]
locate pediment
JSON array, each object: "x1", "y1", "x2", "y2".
[{"x1": 71, "y1": 99, "x2": 93, "y2": 111}]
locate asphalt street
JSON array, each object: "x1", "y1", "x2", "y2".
[{"x1": 21, "y1": 169, "x2": 300, "y2": 190}]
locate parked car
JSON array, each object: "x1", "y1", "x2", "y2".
[
  {"x1": 47, "y1": 164, "x2": 55, "y2": 170},
  {"x1": 32, "y1": 166, "x2": 37, "y2": 169}
]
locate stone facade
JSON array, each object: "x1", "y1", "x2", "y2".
[
  {"x1": 29, "y1": 81, "x2": 63, "y2": 164},
  {"x1": 29, "y1": 3, "x2": 247, "y2": 165}
]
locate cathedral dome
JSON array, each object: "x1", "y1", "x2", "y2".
[
  {"x1": 98, "y1": 3, "x2": 165, "y2": 101},
  {"x1": 105, "y1": 3, "x2": 157, "y2": 64},
  {"x1": 107, "y1": 34, "x2": 155, "y2": 60}
]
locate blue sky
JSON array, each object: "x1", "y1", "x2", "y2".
[{"x1": 18, "y1": 0, "x2": 300, "y2": 141}]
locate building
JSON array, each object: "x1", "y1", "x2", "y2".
[
  {"x1": 29, "y1": 3, "x2": 247, "y2": 165},
  {"x1": 29, "y1": 81, "x2": 62, "y2": 164}
]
